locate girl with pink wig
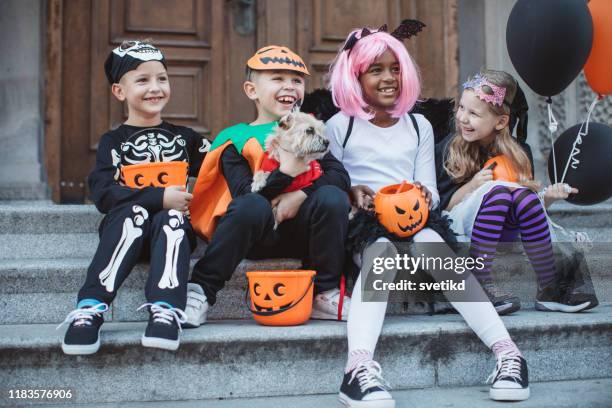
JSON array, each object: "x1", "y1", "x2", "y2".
[{"x1": 326, "y1": 26, "x2": 530, "y2": 406}]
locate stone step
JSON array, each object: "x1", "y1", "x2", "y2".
[
  {"x1": 1, "y1": 306, "x2": 611, "y2": 405},
  {"x1": 0, "y1": 200, "x2": 610, "y2": 235},
  {"x1": 37, "y1": 378, "x2": 612, "y2": 408},
  {"x1": 0, "y1": 201, "x2": 101, "y2": 234},
  {"x1": 1, "y1": 225, "x2": 610, "y2": 261},
  {"x1": 548, "y1": 201, "x2": 612, "y2": 229},
  {"x1": 2, "y1": 245, "x2": 611, "y2": 326},
  {"x1": 0, "y1": 258, "x2": 301, "y2": 325}
]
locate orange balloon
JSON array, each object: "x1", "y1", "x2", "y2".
[
  {"x1": 483, "y1": 155, "x2": 519, "y2": 183},
  {"x1": 585, "y1": 0, "x2": 612, "y2": 95}
]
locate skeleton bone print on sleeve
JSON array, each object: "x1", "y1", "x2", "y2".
[
  {"x1": 158, "y1": 210, "x2": 186, "y2": 290},
  {"x1": 99, "y1": 205, "x2": 149, "y2": 292},
  {"x1": 199, "y1": 138, "x2": 211, "y2": 154}
]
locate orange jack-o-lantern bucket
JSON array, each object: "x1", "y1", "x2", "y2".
[
  {"x1": 482, "y1": 155, "x2": 519, "y2": 183},
  {"x1": 245, "y1": 270, "x2": 316, "y2": 326},
  {"x1": 121, "y1": 161, "x2": 188, "y2": 189},
  {"x1": 373, "y1": 181, "x2": 429, "y2": 238}
]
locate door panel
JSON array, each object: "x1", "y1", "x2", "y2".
[{"x1": 48, "y1": 0, "x2": 457, "y2": 202}]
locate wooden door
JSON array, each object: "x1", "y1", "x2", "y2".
[
  {"x1": 46, "y1": 0, "x2": 258, "y2": 203},
  {"x1": 46, "y1": 0, "x2": 457, "y2": 203}
]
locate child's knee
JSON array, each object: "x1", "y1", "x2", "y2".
[
  {"x1": 412, "y1": 227, "x2": 444, "y2": 243},
  {"x1": 151, "y1": 209, "x2": 188, "y2": 230},
  {"x1": 226, "y1": 193, "x2": 273, "y2": 227},
  {"x1": 310, "y1": 185, "x2": 350, "y2": 215},
  {"x1": 107, "y1": 205, "x2": 151, "y2": 229}
]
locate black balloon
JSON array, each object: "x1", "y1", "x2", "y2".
[
  {"x1": 506, "y1": 0, "x2": 593, "y2": 97},
  {"x1": 548, "y1": 122, "x2": 612, "y2": 205}
]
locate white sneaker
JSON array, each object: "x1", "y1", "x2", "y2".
[
  {"x1": 311, "y1": 288, "x2": 350, "y2": 321},
  {"x1": 183, "y1": 283, "x2": 209, "y2": 328}
]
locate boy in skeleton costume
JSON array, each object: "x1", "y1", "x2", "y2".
[
  {"x1": 59, "y1": 41, "x2": 209, "y2": 354},
  {"x1": 187, "y1": 46, "x2": 351, "y2": 327}
]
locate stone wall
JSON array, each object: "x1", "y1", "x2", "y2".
[{"x1": 0, "y1": 0, "x2": 47, "y2": 199}]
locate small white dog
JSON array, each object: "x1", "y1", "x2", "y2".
[{"x1": 251, "y1": 112, "x2": 329, "y2": 193}]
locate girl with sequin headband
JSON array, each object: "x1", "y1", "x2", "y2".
[
  {"x1": 437, "y1": 69, "x2": 596, "y2": 316},
  {"x1": 327, "y1": 27, "x2": 533, "y2": 405}
]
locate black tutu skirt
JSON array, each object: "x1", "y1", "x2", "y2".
[{"x1": 346, "y1": 208, "x2": 458, "y2": 255}]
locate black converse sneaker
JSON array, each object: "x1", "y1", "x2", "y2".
[
  {"x1": 138, "y1": 302, "x2": 187, "y2": 351},
  {"x1": 58, "y1": 302, "x2": 109, "y2": 355},
  {"x1": 488, "y1": 352, "x2": 530, "y2": 401},
  {"x1": 338, "y1": 361, "x2": 395, "y2": 408}
]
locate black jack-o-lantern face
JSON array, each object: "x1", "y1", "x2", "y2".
[
  {"x1": 251, "y1": 279, "x2": 295, "y2": 312},
  {"x1": 394, "y1": 199, "x2": 424, "y2": 234},
  {"x1": 121, "y1": 162, "x2": 188, "y2": 189},
  {"x1": 374, "y1": 183, "x2": 429, "y2": 238}
]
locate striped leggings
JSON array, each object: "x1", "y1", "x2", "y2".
[{"x1": 470, "y1": 185, "x2": 556, "y2": 287}]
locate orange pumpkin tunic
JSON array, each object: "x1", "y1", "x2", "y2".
[{"x1": 189, "y1": 122, "x2": 275, "y2": 241}]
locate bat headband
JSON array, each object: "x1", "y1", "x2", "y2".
[
  {"x1": 342, "y1": 19, "x2": 426, "y2": 53},
  {"x1": 463, "y1": 74, "x2": 507, "y2": 107},
  {"x1": 104, "y1": 41, "x2": 167, "y2": 85}
]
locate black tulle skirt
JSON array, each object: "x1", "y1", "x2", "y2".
[{"x1": 346, "y1": 208, "x2": 458, "y2": 255}]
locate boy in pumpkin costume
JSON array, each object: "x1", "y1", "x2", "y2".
[
  {"x1": 58, "y1": 41, "x2": 209, "y2": 354},
  {"x1": 186, "y1": 45, "x2": 352, "y2": 326}
]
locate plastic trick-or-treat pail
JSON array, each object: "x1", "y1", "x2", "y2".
[{"x1": 245, "y1": 270, "x2": 316, "y2": 326}]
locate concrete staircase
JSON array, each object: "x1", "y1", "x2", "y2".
[{"x1": 0, "y1": 200, "x2": 611, "y2": 406}]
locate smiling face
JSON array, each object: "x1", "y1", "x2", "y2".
[
  {"x1": 455, "y1": 89, "x2": 508, "y2": 146},
  {"x1": 244, "y1": 69, "x2": 305, "y2": 124},
  {"x1": 358, "y1": 49, "x2": 401, "y2": 113},
  {"x1": 112, "y1": 60, "x2": 170, "y2": 124}
]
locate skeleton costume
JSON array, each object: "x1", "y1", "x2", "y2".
[
  {"x1": 77, "y1": 42, "x2": 209, "y2": 311},
  {"x1": 78, "y1": 122, "x2": 207, "y2": 309}
]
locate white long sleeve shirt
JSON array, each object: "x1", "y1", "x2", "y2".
[{"x1": 325, "y1": 111, "x2": 440, "y2": 209}]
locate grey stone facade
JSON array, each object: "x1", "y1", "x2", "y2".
[{"x1": 0, "y1": 0, "x2": 47, "y2": 199}]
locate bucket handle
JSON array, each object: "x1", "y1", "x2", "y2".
[{"x1": 245, "y1": 276, "x2": 315, "y2": 317}]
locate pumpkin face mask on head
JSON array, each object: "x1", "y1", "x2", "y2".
[
  {"x1": 483, "y1": 155, "x2": 519, "y2": 183},
  {"x1": 374, "y1": 181, "x2": 429, "y2": 238},
  {"x1": 247, "y1": 45, "x2": 310, "y2": 75}
]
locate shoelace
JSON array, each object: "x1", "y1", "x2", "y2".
[
  {"x1": 56, "y1": 303, "x2": 109, "y2": 330},
  {"x1": 137, "y1": 303, "x2": 188, "y2": 332},
  {"x1": 349, "y1": 361, "x2": 391, "y2": 393},
  {"x1": 487, "y1": 352, "x2": 523, "y2": 384}
]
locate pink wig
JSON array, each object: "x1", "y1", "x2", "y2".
[{"x1": 329, "y1": 29, "x2": 421, "y2": 120}]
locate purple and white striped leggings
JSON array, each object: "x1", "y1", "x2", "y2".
[{"x1": 470, "y1": 185, "x2": 556, "y2": 287}]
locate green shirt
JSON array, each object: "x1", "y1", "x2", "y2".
[{"x1": 210, "y1": 122, "x2": 277, "y2": 154}]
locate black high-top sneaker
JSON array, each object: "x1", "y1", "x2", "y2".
[
  {"x1": 535, "y1": 279, "x2": 591, "y2": 312},
  {"x1": 488, "y1": 352, "x2": 530, "y2": 401},
  {"x1": 59, "y1": 302, "x2": 109, "y2": 355},
  {"x1": 481, "y1": 281, "x2": 521, "y2": 315},
  {"x1": 338, "y1": 361, "x2": 395, "y2": 408},
  {"x1": 139, "y1": 302, "x2": 187, "y2": 351}
]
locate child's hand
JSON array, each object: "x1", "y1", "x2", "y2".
[
  {"x1": 350, "y1": 185, "x2": 375, "y2": 211},
  {"x1": 277, "y1": 149, "x2": 310, "y2": 177},
  {"x1": 544, "y1": 183, "x2": 578, "y2": 207},
  {"x1": 469, "y1": 168, "x2": 494, "y2": 191},
  {"x1": 271, "y1": 190, "x2": 307, "y2": 224},
  {"x1": 163, "y1": 185, "x2": 193, "y2": 212},
  {"x1": 413, "y1": 181, "x2": 432, "y2": 207}
]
